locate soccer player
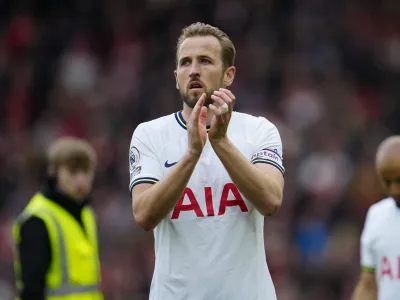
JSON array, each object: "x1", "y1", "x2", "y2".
[
  {"x1": 351, "y1": 136, "x2": 400, "y2": 300},
  {"x1": 129, "y1": 22, "x2": 284, "y2": 300}
]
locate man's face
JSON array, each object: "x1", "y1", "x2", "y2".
[
  {"x1": 175, "y1": 36, "x2": 233, "y2": 108},
  {"x1": 377, "y1": 155, "x2": 400, "y2": 203},
  {"x1": 57, "y1": 166, "x2": 95, "y2": 201}
]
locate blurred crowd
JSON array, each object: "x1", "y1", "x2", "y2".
[{"x1": 0, "y1": 0, "x2": 399, "y2": 299}]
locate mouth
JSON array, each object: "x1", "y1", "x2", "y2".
[{"x1": 189, "y1": 81, "x2": 203, "y2": 91}]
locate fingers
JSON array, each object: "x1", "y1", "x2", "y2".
[
  {"x1": 219, "y1": 88, "x2": 235, "y2": 110},
  {"x1": 197, "y1": 93, "x2": 207, "y2": 107},
  {"x1": 198, "y1": 106, "x2": 207, "y2": 127},
  {"x1": 210, "y1": 93, "x2": 225, "y2": 107},
  {"x1": 209, "y1": 103, "x2": 222, "y2": 116},
  {"x1": 219, "y1": 88, "x2": 235, "y2": 102},
  {"x1": 190, "y1": 93, "x2": 206, "y2": 124},
  {"x1": 194, "y1": 93, "x2": 206, "y2": 112},
  {"x1": 210, "y1": 89, "x2": 234, "y2": 115},
  {"x1": 214, "y1": 90, "x2": 233, "y2": 107},
  {"x1": 209, "y1": 104, "x2": 229, "y2": 125}
]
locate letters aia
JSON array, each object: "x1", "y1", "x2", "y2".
[
  {"x1": 171, "y1": 183, "x2": 248, "y2": 219},
  {"x1": 380, "y1": 256, "x2": 400, "y2": 280}
]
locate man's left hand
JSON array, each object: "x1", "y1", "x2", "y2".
[{"x1": 208, "y1": 88, "x2": 235, "y2": 143}]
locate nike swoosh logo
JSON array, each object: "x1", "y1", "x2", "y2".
[{"x1": 164, "y1": 160, "x2": 178, "y2": 168}]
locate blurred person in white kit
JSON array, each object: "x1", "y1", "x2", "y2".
[
  {"x1": 351, "y1": 136, "x2": 400, "y2": 300},
  {"x1": 128, "y1": 22, "x2": 285, "y2": 300}
]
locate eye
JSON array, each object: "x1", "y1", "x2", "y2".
[
  {"x1": 180, "y1": 59, "x2": 190, "y2": 67},
  {"x1": 201, "y1": 58, "x2": 211, "y2": 64}
]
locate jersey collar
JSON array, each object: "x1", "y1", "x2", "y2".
[{"x1": 174, "y1": 111, "x2": 211, "y2": 132}]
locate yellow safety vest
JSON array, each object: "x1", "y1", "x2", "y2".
[{"x1": 13, "y1": 192, "x2": 103, "y2": 300}]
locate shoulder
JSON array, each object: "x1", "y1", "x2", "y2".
[
  {"x1": 19, "y1": 216, "x2": 48, "y2": 237},
  {"x1": 231, "y1": 111, "x2": 278, "y2": 131},
  {"x1": 362, "y1": 198, "x2": 394, "y2": 238},
  {"x1": 133, "y1": 113, "x2": 176, "y2": 136},
  {"x1": 361, "y1": 199, "x2": 395, "y2": 248},
  {"x1": 130, "y1": 113, "x2": 184, "y2": 154},
  {"x1": 131, "y1": 114, "x2": 178, "y2": 147},
  {"x1": 366, "y1": 197, "x2": 395, "y2": 220},
  {"x1": 17, "y1": 215, "x2": 50, "y2": 257}
]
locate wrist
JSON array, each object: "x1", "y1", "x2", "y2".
[
  {"x1": 183, "y1": 150, "x2": 201, "y2": 163},
  {"x1": 210, "y1": 137, "x2": 231, "y2": 149}
]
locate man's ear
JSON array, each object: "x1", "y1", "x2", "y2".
[
  {"x1": 223, "y1": 66, "x2": 236, "y2": 87},
  {"x1": 174, "y1": 70, "x2": 179, "y2": 89}
]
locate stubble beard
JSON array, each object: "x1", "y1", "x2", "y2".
[
  {"x1": 181, "y1": 90, "x2": 214, "y2": 108},
  {"x1": 180, "y1": 78, "x2": 225, "y2": 109}
]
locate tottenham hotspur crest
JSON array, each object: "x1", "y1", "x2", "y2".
[{"x1": 129, "y1": 146, "x2": 140, "y2": 172}]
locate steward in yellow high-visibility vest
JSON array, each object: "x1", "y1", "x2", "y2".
[{"x1": 13, "y1": 137, "x2": 103, "y2": 300}]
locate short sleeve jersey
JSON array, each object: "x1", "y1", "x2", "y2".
[
  {"x1": 360, "y1": 198, "x2": 400, "y2": 300},
  {"x1": 129, "y1": 111, "x2": 284, "y2": 300}
]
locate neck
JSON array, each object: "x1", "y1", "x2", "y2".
[
  {"x1": 182, "y1": 104, "x2": 215, "y2": 126},
  {"x1": 394, "y1": 198, "x2": 400, "y2": 208},
  {"x1": 44, "y1": 177, "x2": 89, "y2": 207}
]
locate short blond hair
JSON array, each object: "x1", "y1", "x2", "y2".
[
  {"x1": 47, "y1": 137, "x2": 97, "y2": 173},
  {"x1": 176, "y1": 22, "x2": 236, "y2": 69}
]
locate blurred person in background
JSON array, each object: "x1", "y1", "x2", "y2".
[
  {"x1": 351, "y1": 136, "x2": 400, "y2": 300},
  {"x1": 12, "y1": 137, "x2": 103, "y2": 300},
  {"x1": 129, "y1": 22, "x2": 284, "y2": 300}
]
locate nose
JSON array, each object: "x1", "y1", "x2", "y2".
[
  {"x1": 75, "y1": 172, "x2": 90, "y2": 188},
  {"x1": 189, "y1": 61, "x2": 200, "y2": 78}
]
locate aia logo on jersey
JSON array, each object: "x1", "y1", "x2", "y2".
[
  {"x1": 379, "y1": 256, "x2": 400, "y2": 280},
  {"x1": 171, "y1": 183, "x2": 248, "y2": 219}
]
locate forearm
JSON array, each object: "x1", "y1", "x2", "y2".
[
  {"x1": 211, "y1": 139, "x2": 282, "y2": 215},
  {"x1": 351, "y1": 283, "x2": 377, "y2": 300},
  {"x1": 133, "y1": 152, "x2": 199, "y2": 230}
]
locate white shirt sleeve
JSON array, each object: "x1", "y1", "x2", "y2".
[
  {"x1": 250, "y1": 117, "x2": 285, "y2": 175},
  {"x1": 129, "y1": 124, "x2": 163, "y2": 193},
  {"x1": 360, "y1": 208, "x2": 376, "y2": 271}
]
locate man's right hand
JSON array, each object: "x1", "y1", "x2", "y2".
[
  {"x1": 187, "y1": 93, "x2": 207, "y2": 157},
  {"x1": 131, "y1": 93, "x2": 208, "y2": 231}
]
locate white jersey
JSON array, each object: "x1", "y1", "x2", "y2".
[
  {"x1": 361, "y1": 197, "x2": 400, "y2": 300},
  {"x1": 129, "y1": 111, "x2": 285, "y2": 300}
]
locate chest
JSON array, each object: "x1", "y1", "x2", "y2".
[
  {"x1": 159, "y1": 133, "x2": 256, "y2": 221},
  {"x1": 375, "y1": 214, "x2": 400, "y2": 255},
  {"x1": 160, "y1": 131, "x2": 254, "y2": 177},
  {"x1": 374, "y1": 213, "x2": 400, "y2": 280}
]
